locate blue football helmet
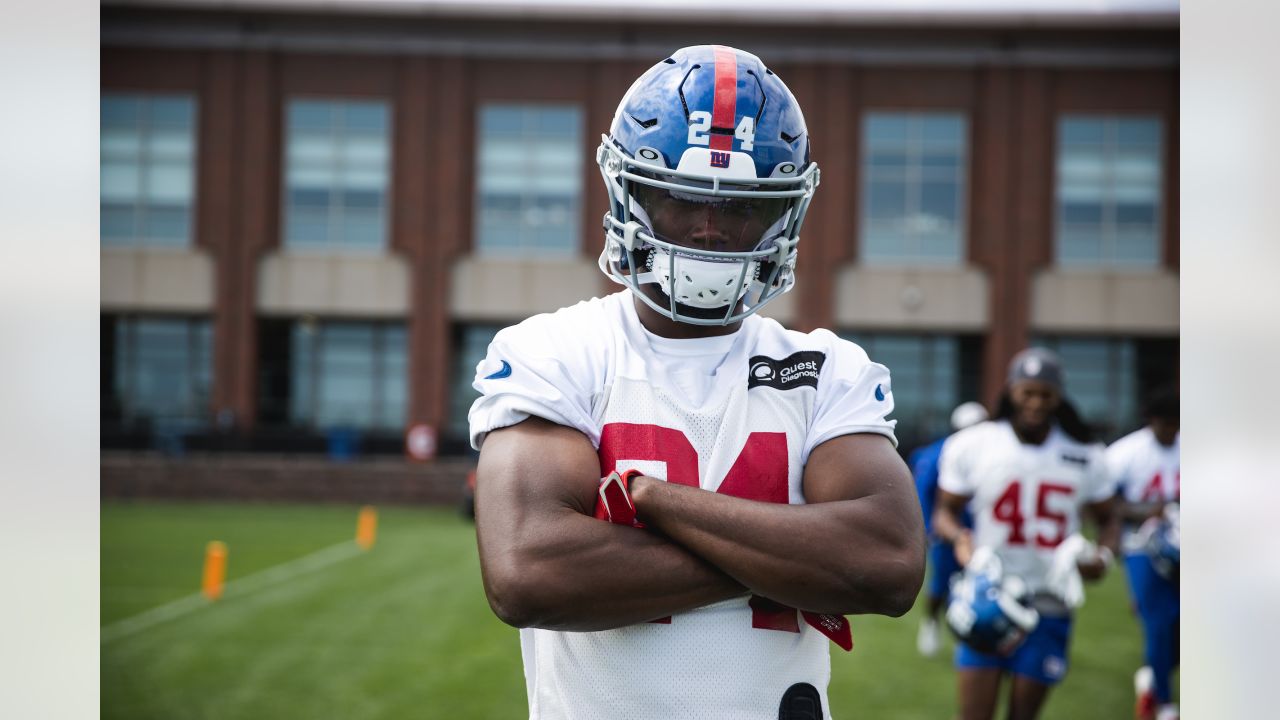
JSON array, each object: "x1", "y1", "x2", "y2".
[
  {"x1": 596, "y1": 45, "x2": 819, "y2": 325},
  {"x1": 946, "y1": 553, "x2": 1040, "y2": 657}
]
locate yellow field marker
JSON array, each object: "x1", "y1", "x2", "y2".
[
  {"x1": 202, "y1": 541, "x2": 227, "y2": 600},
  {"x1": 356, "y1": 506, "x2": 378, "y2": 550}
]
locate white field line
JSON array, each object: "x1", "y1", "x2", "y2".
[{"x1": 101, "y1": 540, "x2": 364, "y2": 644}]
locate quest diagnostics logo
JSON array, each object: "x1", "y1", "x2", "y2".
[
  {"x1": 750, "y1": 360, "x2": 777, "y2": 383},
  {"x1": 747, "y1": 351, "x2": 825, "y2": 391}
]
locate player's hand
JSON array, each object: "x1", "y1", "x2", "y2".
[
  {"x1": 592, "y1": 469, "x2": 646, "y2": 528},
  {"x1": 1077, "y1": 557, "x2": 1105, "y2": 581},
  {"x1": 1077, "y1": 546, "x2": 1113, "y2": 582},
  {"x1": 953, "y1": 531, "x2": 974, "y2": 566}
]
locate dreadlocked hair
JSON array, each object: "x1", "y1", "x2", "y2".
[{"x1": 993, "y1": 389, "x2": 1094, "y2": 444}]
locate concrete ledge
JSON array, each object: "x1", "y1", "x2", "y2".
[
  {"x1": 102, "y1": 247, "x2": 215, "y2": 311},
  {"x1": 834, "y1": 265, "x2": 989, "y2": 330},
  {"x1": 1031, "y1": 268, "x2": 1179, "y2": 333},
  {"x1": 101, "y1": 453, "x2": 472, "y2": 506},
  {"x1": 258, "y1": 251, "x2": 410, "y2": 316},
  {"x1": 451, "y1": 255, "x2": 601, "y2": 321}
]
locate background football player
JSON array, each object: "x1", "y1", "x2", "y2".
[
  {"x1": 934, "y1": 348, "x2": 1121, "y2": 720},
  {"x1": 1106, "y1": 389, "x2": 1180, "y2": 720},
  {"x1": 912, "y1": 400, "x2": 988, "y2": 657},
  {"x1": 468, "y1": 45, "x2": 925, "y2": 719}
]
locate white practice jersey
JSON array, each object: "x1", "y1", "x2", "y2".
[
  {"x1": 1105, "y1": 427, "x2": 1180, "y2": 553},
  {"x1": 468, "y1": 291, "x2": 897, "y2": 720},
  {"x1": 938, "y1": 420, "x2": 1112, "y2": 596}
]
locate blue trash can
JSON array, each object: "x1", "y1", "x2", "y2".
[
  {"x1": 152, "y1": 418, "x2": 189, "y2": 458},
  {"x1": 326, "y1": 427, "x2": 361, "y2": 462}
]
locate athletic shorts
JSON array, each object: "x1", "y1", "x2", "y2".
[{"x1": 955, "y1": 615, "x2": 1073, "y2": 686}]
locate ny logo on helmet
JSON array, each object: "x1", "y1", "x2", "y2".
[{"x1": 710, "y1": 151, "x2": 731, "y2": 168}]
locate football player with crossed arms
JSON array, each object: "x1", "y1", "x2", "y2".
[
  {"x1": 933, "y1": 348, "x2": 1120, "y2": 720},
  {"x1": 1106, "y1": 389, "x2": 1180, "y2": 720},
  {"x1": 468, "y1": 45, "x2": 925, "y2": 719}
]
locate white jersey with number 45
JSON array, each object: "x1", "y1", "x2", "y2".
[
  {"x1": 938, "y1": 420, "x2": 1113, "y2": 596},
  {"x1": 469, "y1": 291, "x2": 897, "y2": 720}
]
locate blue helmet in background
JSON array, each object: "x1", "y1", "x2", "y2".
[
  {"x1": 596, "y1": 45, "x2": 819, "y2": 325},
  {"x1": 946, "y1": 553, "x2": 1040, "y2": 657}
]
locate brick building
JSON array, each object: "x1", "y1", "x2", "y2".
[{"x1": 101, "y1": 0, "x2": 1179, "y2": 456}]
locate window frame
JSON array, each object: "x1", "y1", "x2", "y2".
[
  {"x1": 1053, "y1": 114, "x2": 1165, "y2": 268},
  {"x1": 109, "y1": 314, "x2": 213, "y2": 429},
  {"x1": 280, "y1": 96, "x2": 394, "y2": 253},
  {"x1": 858, "y1": 110, "x2": 970, "y2": 267},
  {"x1": 100, "y1": 92, "x2": 200, "y2": 248},
  {"x1": 472, "y1": 101, "x2": 585, "y2": 258},
  {"x1": 287, "y1": 318, "x2": 408, "y2": 432}
]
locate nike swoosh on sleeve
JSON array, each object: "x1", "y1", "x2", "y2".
[{"x1": 484, "y1": 360, "x2": 512, "y2": 380}]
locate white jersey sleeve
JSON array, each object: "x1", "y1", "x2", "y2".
[
  {"x1": 802, "y1": 330, "x2": 897, "y2": 462},
  {"x1": 937, "y1": 423, "x2": 982, "y2": 497},
  {"x1": 467, "y1": 303, "x2": 606, "y2": 450}
]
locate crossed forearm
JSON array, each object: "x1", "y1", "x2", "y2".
[
  {"x1": 630, "y1": 476, "x2": 921, "y2": 616},
  {"x1": 480, "y1": 505, "x2": 745, "y2": 631}
]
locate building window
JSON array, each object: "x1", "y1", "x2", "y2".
[
  {"x1": 475, "y1": 104, "x2": 583, "y2": 255},
  {"x1": 1030, "y1": 336, "x2": 1138, "y2": 439},
  {"x1": 107, "y1": 316, "x2": 212, "y2": 429},
  {"x1": 860, "y1": 112, "x2": 967, "y2": 264},
  {"x1": 288, "y1": 320, "x2": 406, "y2": 431},
  {"x1": 1056, "y1": 116, "x2": 1163, "y2": 266},
  {"x1": 448, "y1": 324, "x2": 505, "y2": 443},
  {"x1": 101, "y1": 94, "x2": 197, "y2": 247},
  {"x1": 840, "y1": 332, "x2": 983, "y2": 449},
  {"x1": 284, "y1": 99, "x2": 391, "y2": 250}
]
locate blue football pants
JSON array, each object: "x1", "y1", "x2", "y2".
[{"x1": 1125, "y1": 553, "x2": 1180, "y2": 703}]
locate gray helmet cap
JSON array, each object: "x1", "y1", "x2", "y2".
[{"x1": 1006, "y1": 347, "x2": 1064, "y2": 391}]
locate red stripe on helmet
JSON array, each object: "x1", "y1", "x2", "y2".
[{"x1": 710, "y1": 46, "x2": 737, "y2": 152}]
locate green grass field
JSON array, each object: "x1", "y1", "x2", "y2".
[{"x1": 102, "y1": 501, "x2": 1169, "y2": 719}]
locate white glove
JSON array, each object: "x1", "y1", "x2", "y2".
[
  {"x1": 1047, "y1": 533, "x2": 1091, "y2": 609},
  {"x1": 965, "y1": 546, "x2": 1001, "y2": 577}
]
